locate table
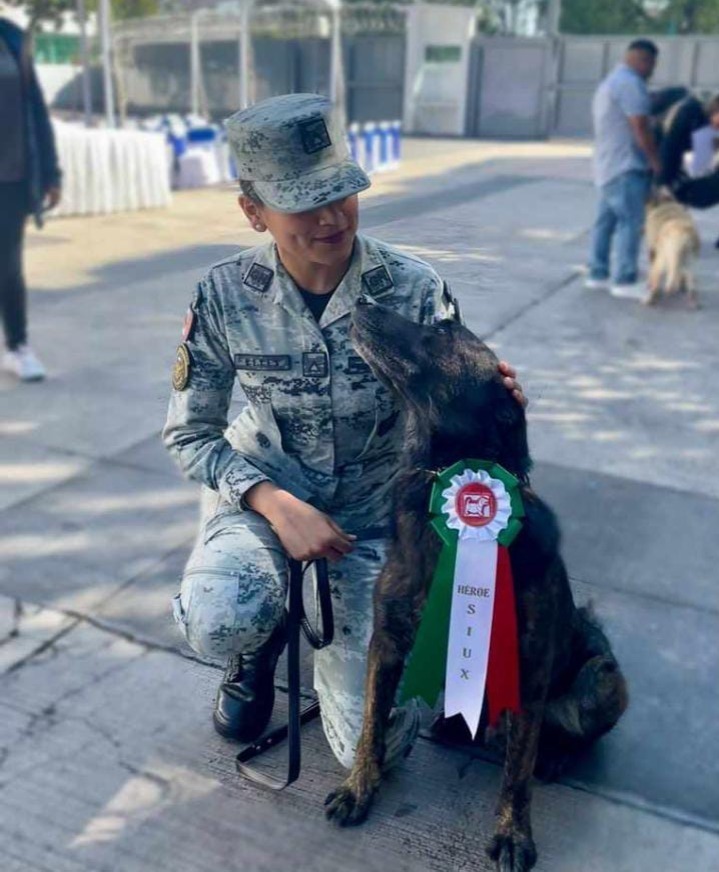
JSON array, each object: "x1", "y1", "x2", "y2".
[{"x1": 51, "y1": 121, "x2": 172, "y2": 217}]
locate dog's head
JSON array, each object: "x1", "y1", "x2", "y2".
[{"x1": 351, "y1": 299, "x2": 531, "y2": 476}]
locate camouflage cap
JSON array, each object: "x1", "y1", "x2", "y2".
[{"x1": 225, "y1": 93, "x2": 371, "y2": 214}]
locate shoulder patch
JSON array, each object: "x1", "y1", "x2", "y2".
[
  {"x1": 172, "y1": 343, "x2": 191, "y2": 391},
  {"x1": 362, "y1": 265, "x2": 394, "y2": 296},
  {"x1": 243, "y1": 263, "x2": 274, "y2": 294},
  {"x1": 182, "y1": 306, "x2": 196, "y2": 341}
]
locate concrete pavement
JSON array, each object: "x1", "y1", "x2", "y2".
[{"x1": 1, "y1": 138, "x2": 718, "y2": 871}]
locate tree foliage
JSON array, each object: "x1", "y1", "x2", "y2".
[
  {"x1": 7, "y1": 0, "x2": 159, "y2": 32},
  {"x1": 561, "y1": 0, "x2": 719, "y2": 35}
]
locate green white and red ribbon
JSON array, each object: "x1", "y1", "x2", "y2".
[{"x1": 399, "y1": 460, "x2": 524, "y2": 738}]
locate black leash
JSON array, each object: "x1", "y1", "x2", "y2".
[
  {"x1": 235, "y1": 525, "x2": 390, "y2": 791},
  {"x1": 235, "y1": 557, "x2": 333, "y2": 790}
]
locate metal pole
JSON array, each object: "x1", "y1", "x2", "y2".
[
  {"x1": 190, "y1": 11, "x2": 201, "y2": 117},
  {"x1": 240, "y1": 0, "x2": 252, "y2": 108},
  {"x1": 327, "y1": 0, "x2": 345, "y2": 121},
  {"x1": 75, "y1": 0, "x2": 92, "y2": 127},
  {"x1": 98, "y1": 0, "x2": 115, "y2": 127},
  {"x1": 547, "y1": 0, "x2": 562, "y2": 36}
]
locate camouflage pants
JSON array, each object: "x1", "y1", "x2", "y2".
[{"x1": 172, "y1": 495, "x2": 420, "y2": 769}]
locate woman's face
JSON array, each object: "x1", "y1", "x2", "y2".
[{"x1": 240, "y1": 194, "x2": 359, "y2": 268}]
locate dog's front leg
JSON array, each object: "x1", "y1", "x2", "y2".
[
  {"x1": 487, "y1": 703, "x2": 546, "y2": 871},
  {"x1": 324, "y1": 599, "x2": 410, "y2": 826}
]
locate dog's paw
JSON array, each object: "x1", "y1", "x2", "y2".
[
  {"x1": 487, "y1": 831, "x2": 538, "y2": 872},
  {"x1": 324, "y1": 782, "x2": 374, "y2": 827}
]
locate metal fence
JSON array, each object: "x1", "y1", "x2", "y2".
[
  {"x1": 112, "y1": 6, "x2": 404, "y2": 123},
  {"x1": 465, "y1": 34, "x2": 719, "y2": 140}
]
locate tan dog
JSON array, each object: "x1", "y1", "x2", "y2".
[{"x1": 645, "y1": 195, "x2": 701, "y2": 308}]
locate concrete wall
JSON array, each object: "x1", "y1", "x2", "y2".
[
  {"x1": 403, "y1": 4, "x2": 476, "y2": 135},
  {"x1": 556, "y1": 36, "x2": 719, "y2": 137}
]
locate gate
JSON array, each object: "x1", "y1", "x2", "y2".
[
  {"x1": 467, "y1": 37, "x2": 553, "y2": 138},
  {"x1": 345, "y1": 34, "x2": 405, "y2": 123}
]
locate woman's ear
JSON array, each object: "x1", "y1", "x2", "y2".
[{"x1": 238, "y1": 195, "x2": 266, "y2": 233}]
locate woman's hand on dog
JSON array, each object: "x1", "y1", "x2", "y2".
[
  {"x1": 245, "y1": 482, "x2": 356, "y2": 562},
  {"x1": 499, "y1": 361, "x2": 528, "y2": 408}
]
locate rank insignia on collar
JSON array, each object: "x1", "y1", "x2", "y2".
[
  {"x1": 362, "y1": 265, "x2": 394, "y2": 296},
  {"x1": 243, "y1": 263, "x2": 274, "y2": 293},
  {"x1": 298, "y1": 117, "x2": 332, "y2": 154},
  {"x1": 172, "y1": 343, "x2": 191, "y2": 391},
  {"x1": 303, "y1": 351, "x2": 328, "y2": 377}
]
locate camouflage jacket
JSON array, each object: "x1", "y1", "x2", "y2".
[{"x1": 162, "y1": 233, "x2": 458, "y2": 530}]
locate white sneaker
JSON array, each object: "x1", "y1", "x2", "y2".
[
  {"x1": 2, "y1": 345, "x2": 46, "y2": 381},
  {"x1": 610, "y1": 282, "x2": 645, "y2": 301},
  {"x1": 585, "y1": 277, "x2": 609, "y2": 290}
]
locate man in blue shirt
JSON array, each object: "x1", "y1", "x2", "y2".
[{"x1": 587, "y1": 40, "x2": 661, "y2": 300}]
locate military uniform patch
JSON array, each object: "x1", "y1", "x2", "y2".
[
  {"x1": 172, "y1": 343, "x2": 191, "y2": 391},
  {"x1": 235, "y1": 354, "x2": 292, "y2": 371},
  {"x1": 347, "y1": 355, "x2": 371, "y2": 375},
  {"x1": 182, "y1": 306, "x2": 196, "y2": 341},
  {"x1": 362, "y1": 265, "x2": 394, "y2": 296},
  {"x1": 298, "y1": 116, "x2": 332, "y2": 154},
  {"x1": 303, "y1": 352, "x2": 328, "y2": 377},
  {"x1": 243, "y1": 263, "x2": 274, "y2": 294}
]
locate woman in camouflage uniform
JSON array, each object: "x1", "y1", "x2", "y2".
[{"x1": 163, "y1": 94, "x2": 524, "y2": 768}]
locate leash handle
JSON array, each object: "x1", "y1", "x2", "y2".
[
  {"x1": 300, "y1": 558, "x2": 334, "y2": 650},
  {"x1": 235, "y1": 557, "x2": 330, "y2": 790}
]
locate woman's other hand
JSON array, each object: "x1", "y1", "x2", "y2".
[
  {"x1": 45, "y1": 186, "x2": 61, "y2": 210},
  {"x1": 245, "y1": 482, "x2": 356, "y2": 562},
  {"x1": 498, "y1": 360, "x2": 528, "y2": 408}
]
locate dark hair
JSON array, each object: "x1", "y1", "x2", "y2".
[
  {"x1": 239, "y1": 179, "x2": 263, "y2": 204},
  {"x1": 628, "y1": 39, "x2": 659, "y2": 57}
]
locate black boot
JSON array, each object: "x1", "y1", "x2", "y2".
[{"x1": 213, "y1": 618, "x2": 287, "y2": 742}]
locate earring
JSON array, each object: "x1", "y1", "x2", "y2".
[{"x1": 254, "y1": 223, "x2": 265, "y2": 231}]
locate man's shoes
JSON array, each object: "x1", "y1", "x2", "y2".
[
  {"x1": 2, "y1": 345, "x2": 46, "y2": 381},
  {"x1": 585, "y1": 277, "x2": 609, "y2": 290},
  {"x1": 213, "y1": 618, "x2": 287, "y2": 742},
  {"x1": 610, "y1": 282, "x2": 645, "y2": 301}
]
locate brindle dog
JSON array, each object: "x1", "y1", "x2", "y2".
[{"x1": 325, "y1": 300, "x2": 628, "y2": 871}]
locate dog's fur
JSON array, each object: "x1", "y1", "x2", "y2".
[
  {"x1": 324, "y1": 303, "x2": 628, "y2": 871},
  {"x1": 645, "y1": 194, "x2": 701, "y2": 308}
]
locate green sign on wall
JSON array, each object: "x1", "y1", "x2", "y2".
[
  {"x1": 425, "y1": 45, "x2": 462, "y2": 63},
  {"x1": 34, "y1": 33, "x2": 80, "y2": 65}
]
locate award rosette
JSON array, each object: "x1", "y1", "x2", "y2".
[{"x1": 400, "y1": 460, "x2": 524, "y2": 737}]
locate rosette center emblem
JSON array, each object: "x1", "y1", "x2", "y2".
[
  {"x1": 442, "y1": 469, "x2": 512, "y2": 541},
  {"x1": 455, "y1": 483, "x2": 497, "y2": 527}
]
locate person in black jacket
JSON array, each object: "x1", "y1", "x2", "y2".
[
  {"x1": 0, "y1": 14, "x2": 61, "y2": 381},
  {"x1": 657, "y1": 93, "x2": 719, "y2": 211}
]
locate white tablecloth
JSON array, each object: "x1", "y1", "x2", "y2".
[{"x1": 52, "y1": 121, "x2": 172, "y2": 217}]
